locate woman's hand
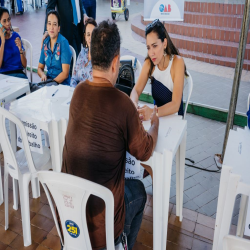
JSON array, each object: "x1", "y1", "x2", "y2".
[
  {"x1": 137, "y1": 105, "x2": 153, "y2": 121},
  {"x1": 0, "y1": 26, "x2": 5, "y2": 42},
  {"x1": 15, "y1": 37, "x2": 22, "y2": 52},
  {"x1": 41, "y1": 73, "x2": 47, "y2": 82}
]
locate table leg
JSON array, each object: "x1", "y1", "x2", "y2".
[
  {"x1": 212, "y1": 166, "x2": 232, "y2": 250},
  {"x1": 161, "y1": 150, "x2": 173, "y2": 250},
  {"x1": 0, "y1": 162, "x2": 3, "y2": 205},
  {"x1": 152, "y1": 151, "x2": 164, "y2": 250},
  {"x1": 176, "y1": 131, "x2": 186, "y2": 221},
  {"x1": 236, "y1": 194, "x2": 249, "y2": 237},
  {"x1": 48, "y1": 120, "x2": 62, "y2": 172}
]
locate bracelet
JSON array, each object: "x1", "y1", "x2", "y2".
[{"x1": 20, "y1": 51, "x2": 23, "y2": 54}]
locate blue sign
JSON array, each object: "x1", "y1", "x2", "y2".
[{"x1": 65, "y1": 220, "x2": 80, "y2": 238}]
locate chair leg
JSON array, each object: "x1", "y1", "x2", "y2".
[
  {"x1": 31, "y1": 177, "x2": 40, "y2": 199},
  {"x1": 0, "y1": 164, "x2": 3, "y2": 205},
  {"x1": 217, "y1": 174, "x2": 241, "y2": 250},
  {"x1": 236, "y1": 195, "x2": 248, "y2": 237},
  {"x1": 4, "y1": 167, "x2": 9, "y2": 230},
  {"x1": 13, "y1": 178, "x2": 19, "y2": 210},
  {"x1": 19, "y1": 175, "x2": 32, "y2": 247}
]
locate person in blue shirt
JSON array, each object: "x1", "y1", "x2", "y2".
[
  {"x1": 38, "y1": 10, "x2": 72, "y2": 86},
  {"x1": 0, "y1": 7, "x2": 27, "y2": 79},
  {"x1": 82, "y1": 0, "x2": 96, "y2": 20}
]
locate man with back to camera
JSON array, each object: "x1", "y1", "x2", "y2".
[{"x1": 61, "y1": 20, "x2": 159, "y2": 250}]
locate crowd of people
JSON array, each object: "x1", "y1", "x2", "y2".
[{"x1": 0, "y1": 2, "x2": 186, "y2": 249}]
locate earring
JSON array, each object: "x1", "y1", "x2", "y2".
[{"x1": 164, "y1": 50, "x2": 166, "y2": 57}]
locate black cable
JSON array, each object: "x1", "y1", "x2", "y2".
[{"x1": 185, "y1": 159, "x2": 221, "y2": 173}]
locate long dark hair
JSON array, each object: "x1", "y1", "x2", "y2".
[
  {"x1": 145, "y1": 20, "x2": 188, "y2": 77},
  {"x1": 0, "y1": 7, "x2": 9, "y2": 20},
  {"x1": 83, "y1": 17, "x2": 97, "y2": 48}
]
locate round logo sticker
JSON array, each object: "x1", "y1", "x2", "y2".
[{"x1": 65, "y1": 220, "x2": 80, "y2": 238}]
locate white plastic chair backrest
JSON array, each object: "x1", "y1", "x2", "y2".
[
  {"x1": 223, "y1": 235, "x2": 250, "y2": 249},
  {"x1": 0, "y1": 107, "x2": 37, "y2": 175},
  {"x1": 183, "y1": 70, "x2": 193, "y2": 120},
  {"x1": 22, "y1": 39, "x2": 33, "y2": 82},
  {"x1": 69, "y1": 45, "x2": 76, "y2": 75},
  {"x1": 38, "y1": 171, "x2": 116, "y2": 250},
  {"x1": 120, "y1": 55, "x2": 142, "y2": 76}
]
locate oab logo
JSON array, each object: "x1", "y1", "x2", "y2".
[
  {"x1": 159, "y1": 4, "x2": 171, "y2": 13},
  {"x1": 159, "y1": 4, "x2": 164, "y2": 12}
]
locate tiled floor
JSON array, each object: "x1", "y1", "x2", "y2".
[{"x1": 1, "y1": 151, "x2": 237, "y2": 250}]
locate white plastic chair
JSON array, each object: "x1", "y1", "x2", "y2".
[
  {"x1": 183, "y1": 70, "x2": 193, "y2": 120},
  {"x1": 120, "y1": 55, "x2": 142, "y2": 76},
  {"x1": 69, "y1": 45, "x2": 76, "y2": 75},
  {"x1": 212, "y1": 165, "x2": 250, "y2": 250},
  {"x1": 38, "y1": 171, "x2": 123, "y2": 250},
  {"x1": 21, "y1": 39, "x2": 33, "y2": 82},
  {"x1": 0, "y1": 107, "x2": 52, "y2": 247},
  {"x1": 223, "y1": 235, "x2": 250, "y2": 249}
]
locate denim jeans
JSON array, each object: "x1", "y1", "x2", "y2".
[
  {"x1": 101, "y1": 179, "x2": 146, "y2": 250},
  {"x1": 16, "y1": 0, "x2": 23, "y2": 12},
  {"x1": 3, "y1": 72, "x2": 28, "y2": 79}
]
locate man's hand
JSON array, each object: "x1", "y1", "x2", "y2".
[
  {"x1": 83, "y1": 14, "x2": 89, "y2": 24},
  {"x1": 150, "y1": 106, "x2": 159, "y2": 126},
  {"x1": 137, "y1": 105, "x2": 153, "y2": 121},
  {"x1": 41, "y1": 73, "x2": 47, "y2": 82}
]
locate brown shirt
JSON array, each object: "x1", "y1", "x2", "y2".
[{"x1": 62, "y1": 78, "x2": 153, "y2": 249}]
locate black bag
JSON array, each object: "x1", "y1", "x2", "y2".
[{"x1": 115, "y1": 59, "x2": 137, "y2": 96}]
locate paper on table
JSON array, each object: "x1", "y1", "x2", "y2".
[
  {"x1": 0, "y1": 77, "x2": 28, "y2": 90},
  {"x1": 62, "y1": 97, "x2": 72, "y2": 107},
  {"x1": 46, "y1": 85, "x2": 69, "y2": 99}
]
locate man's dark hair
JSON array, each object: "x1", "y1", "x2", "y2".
[
  {"x1": 91, "y1": 20, "x2": 120, "y2": 71},
  {"x1": 0, "y1": 7, "x2": 9, "y2": 20},
  {"x1": 47, "y1": 10, "x2": 61, "y2": 26}
]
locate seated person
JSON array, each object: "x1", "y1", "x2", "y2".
[
  {"x1": 70, "y1": 17, "x2": 97, "y2": 88},
  {"x1": 61, "y1": 20, "x2": 159, "y2": 250},
  {"x1": 130, "y1": 19, "x2": 186, "y2": 119},
  {"x1": 0, "y1": 7, "x2": 27, "y2": 79},
  {"x1": 130, "y1": 19, "x2": 186, "y2": 179},
  {"x1": 38, "y1": 10, "x2": 71, "y2": 86}
]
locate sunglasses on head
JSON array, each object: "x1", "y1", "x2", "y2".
[{"x1": 145, "y1": 19, "x2": 163, "y2": 34}]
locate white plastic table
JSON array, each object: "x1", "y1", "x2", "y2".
[
  {"x1": 0, "y1": 74, "x2": 30, "y2": 107},
  {"x1": 213, "y1": 127, "x2": 250, "y2": 250},
  {"x1": 9, "y1": 86, "x2": 74, "y2": 173},
  {"x1": 142, "y1": 115, "x2": 187, "y2": 250},
  {"x1": 0, "y1": 74, "x2": 30, "y2": 153}
]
